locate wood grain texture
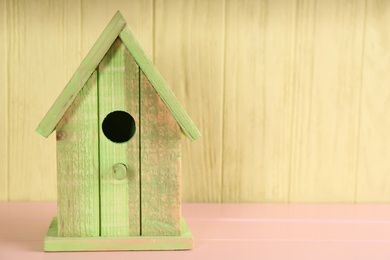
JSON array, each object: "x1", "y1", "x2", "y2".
[
  {"x1": 140, "y1": 72, "x2": 181, "y2": 236},
  {"x1": 288, "y1": 0, "x2": 366, "y2": 202},
  {"x1": 6, "y1": 0, "x2": 390, "y2": 203},
  {"x1": 98, "y1": 39, "x2": 140, "y2": 236},
  {"x1": 44, "y1": 217, "x2": 192, "y2": 251},
  {"x1": 36, "y1": 11, "x2": 126, "y2": 137},
  {"x1": 6, "y1": 202, "x2": 390, "y2": 257},
  {"x1": 7, "y1": 0, "x2": 81, "y2": 201},
  {"x1": 119, "y1": 26, "x2": 200, "y2": 141},
  {"x1": 80, "y1": 0, "x2": 153, "y2": 66},
  {"x1": 56, "y1": 71, "x2": 99, "y2": 237},
  {"x1": 154, "y1": 0, "x2": 224, "y2": 202},
  {"x1": 0, "y1": 0, "x2": 8, "y2": 201},
  {"x1": 223, "y1": 0, "x2": 295, "y2": 202},
  {"x1": 356, "y1": 0, "x2": 390, "y2": 202}
]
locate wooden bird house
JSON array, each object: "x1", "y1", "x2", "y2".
[{"x1": 36, "y1": 11, "x2": 200, "y2": 252}]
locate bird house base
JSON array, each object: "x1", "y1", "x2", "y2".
[{"x1": 44, "y1": 217, "x2": 193, "y2": 251}]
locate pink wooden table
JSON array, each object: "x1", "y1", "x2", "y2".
[{"x1": 1, "y1": 203, "x2": 390, "y2": 259}]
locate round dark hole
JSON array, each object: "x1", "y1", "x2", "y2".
[{"x1": 102, "y1": 111, "x2": 136, "y2": 143}]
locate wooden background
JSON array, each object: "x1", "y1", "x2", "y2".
[{"x1": 1, "y1": 0, "x2": 390, "y2": 203}]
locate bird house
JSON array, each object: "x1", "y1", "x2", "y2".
[{"x1": 36, "y1": 11, "x2": 200, "y2": 252}]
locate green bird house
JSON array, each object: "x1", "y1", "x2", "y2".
[{"x1": 36, "y1": 11, "x2": 200, "y2": 252}]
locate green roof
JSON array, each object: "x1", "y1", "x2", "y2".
[{"x1": 36, "y1": 11, "x2": 200, "y2": 141}]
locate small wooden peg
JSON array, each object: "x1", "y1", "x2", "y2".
[{"x1": 113, "y1": 163, "x2": 127, "y2": 180}]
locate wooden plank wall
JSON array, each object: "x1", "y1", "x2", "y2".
[
  {"x1": 357, "y1": 0, "x2": 390, "y2": 202},
  {"x1": 6, "y1": 0, "x2": 80, "y2": 200},
  {"x1": 154, "y1": 0, "x2": 225, "y2": 202},
  {"x1": 2, "y1": 0, "x2": 390, "y2": 203},
  {"x1": 0, "y1": 0, "x2": 7, "y2": 200}
]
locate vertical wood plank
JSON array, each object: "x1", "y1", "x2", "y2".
[
  {"x1": 356, "y1": 0, "x2": 390, "y2": 202},
  {"x1": 99, "y1": 39, "x2": 140, "y2": 236},
  {"x1": 0, "y1": 0, "x2": 8, "y2": 201},
  {"x1": 140, "y1": 72, "x2": 181, "y2": 236},
  {"x1": 56, "y1": 71, "x2": 99, "y2": 237},
  {"x1": 154, "y1": 0, "x2": 225, "y2": 202},
  {"x1": 223, "y1": 0, "x2": 296, "y2": 202},
  {"x1": 7, "y1": 0, "x2": 81, "y2": 200},
  {"x1": 289, "y1": 0, "x2": 366, "y2": 202}
]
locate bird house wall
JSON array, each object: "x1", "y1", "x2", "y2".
[
  {"x1": 140, "y1": 72, "x2": 182, "y2": 236},
  {"x1": 56, "y1": 71, "x2": 100, "y2": 237},
  {"x1": 55, "y1": 40, "x2": 181, "y2": 237}
]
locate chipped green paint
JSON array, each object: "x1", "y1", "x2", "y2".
[
  {"x1": 119, "y1": 27, "x2": 200, "y2": 141},
  {"x1": 36, "y1": 11, "x2": 200, "y2": 141},
  {"x1": 98, "y1": 38, "x2": 140, "y2": 236},
  {"x1": 37, "y1": 10, "x2": 198, "y2": 251},
  {"x1": 36, "y1": 11, "x2": 126, "y2": 137},
  {"x1": 56, "y1": 71, "x2": 100, "y2": 237},
  {"x1": 44, "y1": 217, "x2": 193, "y2": 251},
  {"x1": 140, "y1": 72, "x2": 182, "y2": 236}
]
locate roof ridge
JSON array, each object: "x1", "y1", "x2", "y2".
[
  {"x1": 36, "y1": 11, "x2": 200, "y2": 141},
  {"x1": 119, "y1": 27, "x2": 200, "y2": 141}
]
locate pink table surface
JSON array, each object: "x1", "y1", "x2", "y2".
[{"x1": 1, "y1": 203, "x2": 390, "y2": 260}]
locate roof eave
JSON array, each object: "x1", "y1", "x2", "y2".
[
  {"x1": 119, "y1": 26, "x2": 201, "y2": 141},
  {"x1": 36, "y1": 11, "x2": 126, "y2": 137}
]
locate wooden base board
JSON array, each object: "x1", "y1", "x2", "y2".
[{"x1": 44, "y1": 217, "x2": 193, "y2": 251}]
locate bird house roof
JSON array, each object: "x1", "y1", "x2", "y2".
[{"x1": 36, "y1": 11, "x2": 200, "y2": 141}]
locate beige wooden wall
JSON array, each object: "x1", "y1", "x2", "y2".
[{"x1": 1, "y1": 0, "x2": 390, "y2": 202}]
